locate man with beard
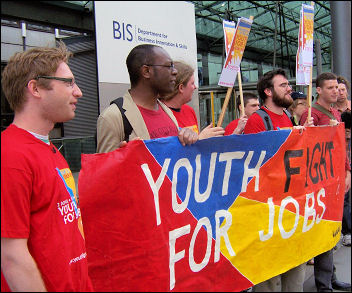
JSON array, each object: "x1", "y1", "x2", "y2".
[
  {"x1": 244, "y1": 69, "x2": 309, "y2": 292},
  {"x1": 244, "y1": 68, "x2": 311, "y2": 134},
  {"x1": 300, "y1": 72, "x2": 351, "y2": 292},
  {"x1": 96, "y1": 44, "x2": 198, "y2": 153}
]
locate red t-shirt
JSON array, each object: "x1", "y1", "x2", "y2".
[
  {"x1": 224, "y1": 119, "x2": 239, "y2": 136},
  {"x1": 1, "y1": 124, "x2": 93, "y2": 292},
  {"x1": 169, "y1": 104, "x2": 199, "y2": 134},
  {"x1": 300, "y1": 102, "x2": 341, "y2": 126},
  {"x1": 137, "y1": 105, "x2": 179, "y2": 139},
  {"x1": 244, "y1": 107, "x2": 293, "y2": 134}
]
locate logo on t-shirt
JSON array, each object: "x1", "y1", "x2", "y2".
[{"x1": 56, "y1": 168, "x2": 85, "y2": 239}]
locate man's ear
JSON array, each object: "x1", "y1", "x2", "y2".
[
  {"x1": 264, "y1": 88, "x2": 272, "y2": 98},
  {"x1": 316, "y1": 87, "x2": 322, "y2": 96},
  {"x1": 26, "y1": 80, "x2": 41, "y2": 98},
  {"x1": 178, "y1": 83, "x2": 184, "y2": 94},
  {"x1": 141, "y1": 65, "x2": 151, "y2": 79}
]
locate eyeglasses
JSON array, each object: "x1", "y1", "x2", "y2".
[
  {"x1": 35, "y1": 76, "x2": 76, "y2": 87},
  {"x1": 278, "y1": 82, "x2": 292, "y2": 88},
  {"x1": 145, "y1": 62, "x2": 175, "y2": 69}
]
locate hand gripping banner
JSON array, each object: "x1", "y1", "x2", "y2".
[{"x1": 79, "y1": 125, "x2": 346, "y2": 292}]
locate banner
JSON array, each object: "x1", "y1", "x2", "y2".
[
  {"x1": 223, "y1": 20, "x2": 237, "y2": 57},
  {"x1": 296, "y1": 4, "x2": 314, "y2": 85},
  {"x1": 302, "y1": 4, "x2": 314, "y2": 66},
  {"x1": 79, "y1": 125, "x2": 346, "y2": 292},
  {"x1": 94, "y1": 1, "x2": 198, "y2": 112},
  {"x1": 218, "y1": 17, "x2": 253, "y2": 87}
]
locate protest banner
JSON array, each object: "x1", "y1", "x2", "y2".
[
  {"x1": 296, "y1": 2, "x2": 315, "y2": 119},
  {"x1": 296, "y1": 8, "x2": 311, "y2": 86},
  {"x1": 218, "y1": 16, "x2": 253, "y2": 87},
  {"x1": 217, "y1": 16, "x2": 253, "y2": 126},
  {"x1": 79, "y1": 125, "x2": 345, "y2": 292},
  {"x1": 223, "y1": 20, "x2": 237, "y2": 57}
]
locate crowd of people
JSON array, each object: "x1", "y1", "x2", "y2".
[{"x1": 1, "y1": 43, "x2": 351, "y2": 292}]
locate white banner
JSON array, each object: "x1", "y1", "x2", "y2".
[
  {"x1": 94, "y1": 1, "x2": 198, "y2": 85},
  {"x1": 296, "y1": 4, "x2": 314, "y2": 85},
  {"x1": 218, "y1": 17, "x2": 253, "y2": 87}
]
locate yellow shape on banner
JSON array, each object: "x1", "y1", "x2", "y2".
[{"x1": 219, "y1": 196, "x2": 341, "y2": 284}]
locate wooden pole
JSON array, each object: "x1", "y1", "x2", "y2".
[
  {"x1": 210, "y1": 91, "x2": 215, "y2": 127},
  {"x1": 233, "y1": 88, "x2": 238, "y2": 118},
  {"x1": 238, "y1": 71, "x2": 245, "y2": 116},
  {"x1": 307, "y1": 66, "x2": 313, "y2": 120},
  {"x1": 217, "y1": 87, "x2": 233, "y2": 127}
]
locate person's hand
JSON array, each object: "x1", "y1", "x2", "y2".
[
  {"x1": 199, "y1": 124, "x2": 225, "y2": 139},
  {"x1": 329, "y1": 119, "x2": 339, "y2": 126},
  {"x1": 118, "y1": 137, "x2": 141, "y2": 148},
  {"x1": 303, "y1": 116, "x2": 314, "y2": 127},
  {"x1": 178, "y1": 127, "x2": 198, "y2": 146},
  {"x1": 345, "y1": 170, "x2": 351, "y2": 193},
  {"x1": 233, "y1": 115, "x2": 248, "y2": 134}
]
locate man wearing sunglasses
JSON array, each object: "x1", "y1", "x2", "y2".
[
  {"x1": 96, "y1": 44, "x2": 198, "y2": 153},
  {"x1": 1, "y1": 43, "x2": 93, "y2": 291}
]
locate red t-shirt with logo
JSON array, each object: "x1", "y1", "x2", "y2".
[
  {"x1": 244, "y1": 107, "x2": 293, "y2": 134},
  {"x1": 1, "y1": 124, "x2": 93, "y2": 292},
  {"x1": 169, "y1": 104, "x2": 199, "y2": 134},
  {"x1": 137, "y1": 105, "x2": 179, "y2": 139}
]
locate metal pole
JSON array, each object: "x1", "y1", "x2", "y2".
[
  {"x1": 279, "y1": 4, "x2": 284, "y2": 68},
  {"x1": 273, "y1": 1, "x2": 279, "y2": 68},
  {"x1": 330, "y1": 1, "x2": 351, "y2": 84},
  {"x1": 315, "y1": 38, "x2": 323, "y2": 76},
  {"x1": 21, "y1": 21, "x2": 26, "y2": 51}
]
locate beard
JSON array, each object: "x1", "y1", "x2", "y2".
[{"x1": 272, "y1": 90, "x2": 293, "y2": 108}]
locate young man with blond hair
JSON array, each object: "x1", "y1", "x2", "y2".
[{"x1": 1, "y1": 43, "x2": 93, "y2": 291}]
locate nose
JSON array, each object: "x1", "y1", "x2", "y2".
[
  {"x1": 171, "y1": 67, "x2": 178, "y2": 75},
  {"x1": 73, "y1": 83, "x2": 83, "y2": 98}
]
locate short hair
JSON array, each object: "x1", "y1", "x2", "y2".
[
  {"x1": 287, "y1": 98, "x2": 307, "y2": 115},
  {"x1": 257, "y1": 68, "x2": 287, "y2": 101},
  {"x1": 315, "y1": 72, "x2": 337, "y2": 88},
  {"x1": 337, "y1": 75, "x2": 350, "y2": 91},
  {"x1": 164, "y1": 61, "x2": 194, "y2": 100},
  {"x1": 1, "y1": 41, "x2": 72, "y2": 112},
  {"x1": 126, "y1": 44, "x2": 162, "y2": 87},
  {"x1": 341, "y1": 111, "x2": 351, "y2": 129},
  {"x1": 236, "y1": 92, "x2": 258, "y2": 111}
]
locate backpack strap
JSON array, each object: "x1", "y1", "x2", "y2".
[
  {"x1": 283, "y1": 108, "x2": 296, "y2": 126},
  {"x1": 110, "y1": 97, "x2": 133, "y2": 142},
  {"x1": 256, "y1": 108, "x2": 273, "y2": 131},
  {"x1": 312, "y1": 103, "x2": 337, "y2": 120}
]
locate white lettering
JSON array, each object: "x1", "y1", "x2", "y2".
[
  {"x1": 194, "y1": 153, "x2": 217, "y2": 203},
  {"x1": 172, "y1": 158, "x2": 193, "y2": 213},
  {"x1": 189, "y1": 217, "x2": 212, "y2": 272},
  {"x1": 219, "y1": 151, "x2": 245, "y2": 196},
  {"x1": 141, "y1": 159, "x2": 170, "y2": 226},
  {"x1": 316, "y1": 188, "x2": 326, "y2": 224},
  {"x1": 241, "y1": 151, "x2": 266, "y2": 192},
  {"x1": 259, "y1": 197, "x2": 275, "y2": 241},
  {"x1": 169, "y1": 225, "x2": 190, "y2": 290},
  {"x1": 214, "y1": 210, "x2": 235, "y2": 262},
  {"x1": 303, "y1": 192, "x2": 316, "y2": 232},
  {"x1": 278, "y1": 196, "x2": 299, "y2": 239}
]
